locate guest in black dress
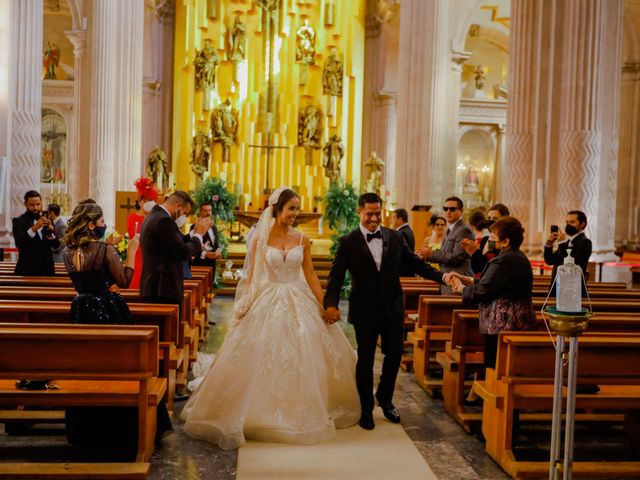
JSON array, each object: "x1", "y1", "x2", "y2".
[
  {"x1": 62, "y1": 203, "x2": 172, "y2": 452},
  {"x1": 63, "y1": 203, "x2": 136, "y2": 324}
]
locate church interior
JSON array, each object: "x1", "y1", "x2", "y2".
[{"x1": 1, "y1": 0, "x2": 640, "y2": 479}]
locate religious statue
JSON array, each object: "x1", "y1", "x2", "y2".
[
  {"x1": 322, "y1": 134, "x2": 344, "y2": 183},
  {"x1": 227, "y1": 15, "x2": 246, "y2": 62},
  {"x1": 322, "y1": 48, "x2": 343, "y2": 97},
  {"x1": 211, "y1": 98, "x2": 239, "y2": 163},
  {"x1": 298, "y1": 105, "x2": 322, "y2": 165},
  {"x1": 194, "y1": 39, "x2": 220, "y2": 109},
  {"x1": 295, "y1": 20, "x2": 316, "y2": 65},
  {"x1": 41, "y1": 112, "x2": 66, "y2": 183},
  {"x1": 364, "y1": 151, "x2": 385, "y2": 195},
  {"x1": 190, "y1": 130, "x2": 211, "y2": 180},
  {"x1": 474, "y1": 65, "x2": 486, "y2": 90},
  {"x1": 146, "y1": 145, "x2": 170, "y2": 192},
  {"x1": 43, "y1": 41, "x2": 60, "y2": 80}
]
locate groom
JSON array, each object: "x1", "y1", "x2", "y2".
[{"x1": 324, "y1": 193, "x2": 446, "y2": 430}]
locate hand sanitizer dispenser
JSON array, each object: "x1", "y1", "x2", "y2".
[{"x1": 556, "y1": 250, "x2": 582, "y2": 312}]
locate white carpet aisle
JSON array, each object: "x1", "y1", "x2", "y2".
[{"x1": 236, "y1": 410, "x2": 439, "y2": 480}]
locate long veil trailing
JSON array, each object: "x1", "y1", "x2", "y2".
[{"x1": 231, "y1": 186, "x2": 291, "y2": 320}]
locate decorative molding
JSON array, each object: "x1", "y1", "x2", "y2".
[
  {"x1": 459, "y1": 98, "x2": 506, "y2": 125},
  {"x1": 42, "y1": 79, "x2": 74, "y2": 101},
  {"x1": 65, "y1": 29, "x2": 87, "y2": 58}
]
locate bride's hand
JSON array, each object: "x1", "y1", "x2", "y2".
[{"x1": 234, "y1": 297, "x2": 251, "y2": 319}]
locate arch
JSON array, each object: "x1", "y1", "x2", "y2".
[
  {"x1": 455, "y1": 127, "x2": 496, "y2": 207},
  {"x1": 65, "y1": 0, "x2": 83, "y2": 31}
]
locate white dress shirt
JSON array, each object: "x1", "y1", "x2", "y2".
[{"x1": 359, "y1": 223, "x2": 382, "y2": 271}]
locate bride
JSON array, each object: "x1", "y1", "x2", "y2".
[{"x1": 181, "y1": 187, "x2": 360, "y2": 450}]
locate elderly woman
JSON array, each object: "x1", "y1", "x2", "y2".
[{"x1": 447, "y1": 216, "x2": 536, "y2": 373}]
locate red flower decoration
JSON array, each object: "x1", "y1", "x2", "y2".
[
  {"x1": 134, "y1": 176, "x2": 158, "y2": 201},
  {"x1": 211, "y1": 195, "x2": 219, "y2": 202}
]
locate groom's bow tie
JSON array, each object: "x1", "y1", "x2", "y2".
[{"x1": 366, "y1": 230, "x2": 382, "y2": 242}]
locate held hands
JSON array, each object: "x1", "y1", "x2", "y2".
[
  {"x1": 205, "y1": 251, "x2": 222, "y2": 260},
  {"x1": 323, "y1": 306, "x2": 340, "y2": 325},
  {"x1": 442, "y1": 271, "x2": 474, "y2": 294},
  {"x1": 460, "y1": 238, "x2": 479, "y2": 256}
]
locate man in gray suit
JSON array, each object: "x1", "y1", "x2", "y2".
[
  {"x1": 47, "y1": 203, "x2": 66, "y2": 263},
  {"x1": 417, "y1": 196, "x2": 473, "y2": 294}
]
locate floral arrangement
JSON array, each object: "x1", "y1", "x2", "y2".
[
  {"x1": 324, "y1": 181, "x2": 360, "y2": 298},
  {"x1": 192, "y1": 177, "x2": 237, "y2": 287},
  {"x1": 112, "y1": 230, "x2": 129, "y2": 263}
]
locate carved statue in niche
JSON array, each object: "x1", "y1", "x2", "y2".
[
  {"x1": 211, "y1": 99, "x2": 239, "y2": 163},
  {"x1": 43, "y1": 41, "x2": 60, "y2": 80},
  {"x1": 298, "y1": 104, "x2": 322, "y2": 165},
  {"x1": 474, "y1": 65, "x2": 486, "y2": 90},
  {"x1": 41, "y1": 109, "x2": 66, "y2": 183},
  {"x1": 146, "y1": 145, "x2": 170, "y2": 192},
  {"x1": 296, "y1": 19, "x2": 316, "y2": 65},
  {"x1": 194, "y1": 39, "x2": 220, "y2": 110},
  {"x1": 227, "y1": 15, "x2": 246, "y2": 62},
  {"x1": 364, "y1": 151, "x2": 385, "y2": 195},
  {"x1": 190, "y1": 130, "x2": 211, "y2": 180},
  {"x1": 322, "y1": 48, "x2": 343, "y2": 97},
  {"x1": 322, "y1": 134, "x2": 344, "y2": 183}
]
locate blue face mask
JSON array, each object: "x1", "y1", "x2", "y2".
[{"x1": 94, "y1": 225, "x2": 107, "y2": 238}]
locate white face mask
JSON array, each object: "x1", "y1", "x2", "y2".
[
  {"x1": 175, "y1": 214, "x2": 187, "y2": 228},
  {"x1": 142, "y1": 200, "x2": 156, "y2": 213}
]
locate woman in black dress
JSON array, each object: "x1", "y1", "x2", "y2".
[{"x1": 63, "y1": 202, "x2": 137, "y2": 324}]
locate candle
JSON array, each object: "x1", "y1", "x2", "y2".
[
  {"x1": 536, "y1": 178, "x2": 544, "y2": 233},
  {"x1": 134, "y1": 221, "x2": 139, "y2": 235}
]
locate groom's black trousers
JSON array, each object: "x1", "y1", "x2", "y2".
[{"x1": 353, "y1": 317, "x2": 404, "y2": 413}]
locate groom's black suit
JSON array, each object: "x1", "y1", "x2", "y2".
[{"x1": 324, "y1": 226, "x2": 444, "y2": 413}]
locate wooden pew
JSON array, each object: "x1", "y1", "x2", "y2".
[
  {"x1": 437, "y1": 310, "x2": 640, "y2": 432},
  {"x1": 0, "y1": 298, "x2": 180, "y2": 411},
  {"x1": 473, "y1": 332, "x2": 640, "y2": 479},
  {"x1": 0, "y1": 323, "x2": 167, "y2": 478},
  {"x1": 408, "y1": 296, "x2": 640, "y2": 396}
]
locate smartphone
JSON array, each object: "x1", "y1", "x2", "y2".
[{"x1": 550, "y1": 225, "x2": 559, "y2": 233}]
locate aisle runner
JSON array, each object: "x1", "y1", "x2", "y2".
[{"x1": 236, "y1": 410, "x2": 438, "y2": 480}]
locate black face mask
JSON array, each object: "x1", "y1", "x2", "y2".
[{"x1": 565, "y1": 224, "x2": 579, "y2": 236}]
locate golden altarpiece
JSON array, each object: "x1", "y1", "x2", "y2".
[{"x1": 172, "y1": 0, "x2": 365, "y2": 219}]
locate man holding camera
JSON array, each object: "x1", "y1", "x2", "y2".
[
  {"x1": 12, "y1": 190, "x2": 59, "y2": 276},
  {"x1": 544, "y1": 210, "x2": 592, "y2": 285}
]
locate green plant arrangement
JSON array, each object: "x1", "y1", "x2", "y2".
[
  {"x1": 324, "y1": 181, "x2": 360, "y2": 298},
  {"x1": 192, "y1": 177, "x2": 237, "y2": 287}
]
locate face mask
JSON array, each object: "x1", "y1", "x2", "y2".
[
  {"x1": 175, "y1": 215, "x2": 187, "y2": 228},
  {"x1": 94, "y1": 225, "x2": 107, "y2": 238},
  {"x1": 565, "y1": 224, "x2": 579, "y2": 236},
  {"x1": 142, "y1": 200, "x2": 155, "y2": 213}
]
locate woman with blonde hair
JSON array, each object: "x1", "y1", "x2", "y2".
[{"x1": 63, "y1": 202, "x2": 138, "y2": 324}]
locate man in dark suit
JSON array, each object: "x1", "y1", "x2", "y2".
[
  {"x1": 12, "y1": 190, "x2": 59, "y2": 276},
  {"x1": 47, "y1": 203, "x2": 67, "y2": 263},
  {"x1": 392, "y1": 208, "x2": 415, "y2": 252},
  {"x1": 418, "y1": 196, "x2": 474, "y2": 294},
  {"x1": 544, "y1": 210, "x2": 592, "y2": 289},
  {"x1": 323, "y1": 193, "x2": 446, "y2": 431},
  {"x1": 140, "y1": 191, "x2": 211, "y2": 305},
  {"x1": 189, "y1": 201, "x2": 221, "y2": 272}
]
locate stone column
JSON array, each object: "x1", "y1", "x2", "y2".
[
  {"x1": 395, "y1": 0, "x2": 452, "y2": 209},
  {"x1": 89, "y1": 0, "x2": 144, "y2": 223},
  {"x1": 615, "y1": 62, "x2": 640, "y2": 246},
  {"x1": 64, "y1": 29, "x2": 87, "y2": 207},
  {"x1": 555, "y1": 0, "x2": 623, "y2": 259},
  {"x1": 1, "y1": 0, "x2": 43, "y2": 230},
  {"x1": 502, "y1": 0, "x2": 544, "y2": 246}
]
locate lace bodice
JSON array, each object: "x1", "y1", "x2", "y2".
[{"x1": 265, "y1": 245, "x2": 304, "y2": 283}]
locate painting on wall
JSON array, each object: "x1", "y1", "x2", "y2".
[{"x1": 41, "y1": 108, "x2": 67, "y2": 183}]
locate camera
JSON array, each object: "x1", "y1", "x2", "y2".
[{"x1": 550, "y1": 225, "x2": 559, "y2": 233}]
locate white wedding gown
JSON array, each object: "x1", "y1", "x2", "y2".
[{"x1": 181, "y1": 244, "x2": 360, "y2": 450}]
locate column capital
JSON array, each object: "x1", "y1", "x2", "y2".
[
  {"x1": 451, "y1": 50, "x2": 471, "y2": 66},
  {"x1": 65, "y1": 29, "x2": 87, "y2": 58},
  {"x1": 145, "y1": 0, "x2": 175, "y2": 22}
]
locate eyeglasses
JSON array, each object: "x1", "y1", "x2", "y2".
[{"x1": 442, "y1": 206, "x2": 458, "y2": 212}]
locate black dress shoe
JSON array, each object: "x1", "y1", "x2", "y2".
[
  {"x1": 377, "y1": 401, "x2": 401, "y2": 423},
  {"x1": 358, "y1": 411, "x2": 375, "y2": 430}
]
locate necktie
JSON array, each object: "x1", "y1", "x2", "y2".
[{"x1": 367, "y1": 231, "x2": 382, "y2": 242}]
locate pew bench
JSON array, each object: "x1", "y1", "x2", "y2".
[
  {"x1": 408, "y1": 296, "x2": 640, "y2": 396},
  {"x1": 473, "y1": 332, "x2": 640, "y2": 479},
  {"x1": 437, "y1": 310, "x2": 640, "y2": 432},
  {"x1": 0, "y1": 324, "x2": 167, "y2": 478}
]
